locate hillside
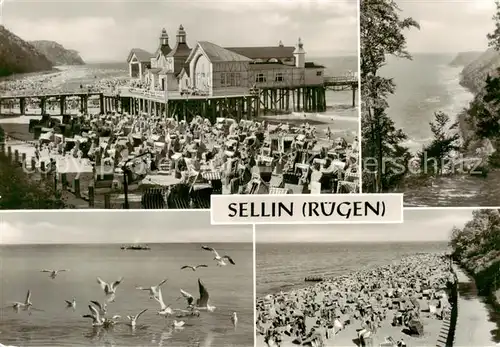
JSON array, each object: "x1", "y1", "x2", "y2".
[
  {"x1": 460, "y1": 48, "x2": 500, "y2": 93},
  {"x1": 29, "y1": 40, "x2": 85, "y2": 66},
  {"x1": 0, "y1": 25, "x2": 53, "y2": 77},
  {"x1": 449, "y1": 51, "x2": 483, "y2": 67},
  {"x1": 450, "y1": 209, "x2": 500, "y2": 310}
]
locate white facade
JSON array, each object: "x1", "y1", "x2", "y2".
[
  {"x1": 191, "y1": 53, "x2": 212, "y2": 93},
  {"x1": 128, "y1": 54, "x2": 143, "y2": 79}
]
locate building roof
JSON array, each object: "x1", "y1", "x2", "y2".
[
  {"x1": 188, "y1": 41, "x2": 253, "y2": 64},
  {"x1": 156, "y1": 44, "x2": 172, "y2": 58},
  {"x1": 127, "y1": 48, "x2": 153, "y2": 63},
  {"x1": 225, "y1": 46, "x2": 295, "y2": 60},
  {"x1": 305, "y1": 62, "x2": 325, "y2": 69},
  {"x1": 248, "y1": 62, "x2": 291, "y2": 70},
  {"x1": 167, "y1": 42, "x2": 191, "y2": 58}
]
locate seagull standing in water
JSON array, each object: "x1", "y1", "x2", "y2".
[
  {"x1": 201, "y1": 246, "x2": 235, "y2": 267},
  {"x1": 41, "y1": 269, "x2": 69, "y2": 279},
  {"x1": 126, "y1": 308, "x2": 148, "y2": 328},
  {"x1": 4, "y1": 290, "x2": 42, "y2": 315},
  {"x1": 97, "y1": 277, "x2": 123, "y2": 302},
  {"x1": 136, "y1": 278, "x2": 168, "y2": 300},
  {"x1": 65, "y1": 298, "x2": 76, "y2": 311},
  {"x1": 181, "y1": 265, "x2": 208, "y2": 272}
]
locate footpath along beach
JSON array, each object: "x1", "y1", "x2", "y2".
[{"x1": 256, "y1": 254, "x2": 455, "y2": 347}]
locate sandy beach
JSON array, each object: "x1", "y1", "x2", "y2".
[{"x1": 256, "y1": 254, "x2": 454, "y2": 347}]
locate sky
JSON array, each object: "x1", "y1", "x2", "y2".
[
  {"x1": 256, "y1": 208, "x2": 476, "y2": 242},
  {"x1": 397, "y1": 0, "x2": 496, "y2": 53},
  {"x1": 1, "y1": 0, "x2": 358, "y2": 62},
  {"x1": 0, "y1": 211, "x2": 252, "y2": 244}
]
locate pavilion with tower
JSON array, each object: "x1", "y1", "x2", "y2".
[{"x1": 126, "y1": 25, "x2": 326, "y2": 96}]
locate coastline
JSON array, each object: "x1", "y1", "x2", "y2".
[{"x1": 0, "y1": 67, "x2": 62, "y2": 82}]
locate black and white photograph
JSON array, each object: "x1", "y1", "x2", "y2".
[
  {"x1": 0, "y1": 210, "x2": 254, "y2": 346},
  {"x1": 0, "y1": 0, "x2": 359, "y2": 210},
  {"x1": 255, "y1": 209, "x2": 500, "y2": 347},
  {"x1": 362, "y1": 0, "x2": 500, "y2": 206}
]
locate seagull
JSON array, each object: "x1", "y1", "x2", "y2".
[
  {"x1": 126, "y1": 308, "x2": 148, "y2": 327},
  {"x1": 181, "y1": 265, "x2": 208, "y2": 272},
  {"x1": 154, "y1": 288, "x2": 174, "y2": 317},
  {"x1": 201, "y1": 246, "x2": 235, "y2": 266},
  {"x1": 41, "y1": 269, "x2": 69, "y2": 279},
  {"x1": 172, "y1": 320, "x2": 185, "y2": 328},
  {"x1": 102, "y1": 315, "x2": 121, "y2": 329},
  {"x1": 196, "y1": 279, "x2": 216, "y2": 312},
  {"x1": 136, "y1": 278, "x2": 168, "y2": 300},
  {"x1": 90, "y1": 301, "x2": 107, "y2": 316},
  {"x1": 231, "y1": 312, "x2": 238, "y2": 328},
  {"x1": 9, "y1": 290, "x2": 43, "y2": 315},
  {"x1": 83, "y1": 304, "x2": 104, "y2": 326},
  {"x1": 178, "y1": 289, "x2": 195, "y2": 307},
  {"x1": 65, "y1": 298, "x2": 76, "y2": 311},
  {"x1": 179, "y1": 279, "x2": 216, "y2": 312},
  {"x1": 97, "y1": 277, "x2": 123, "y2": 302}
]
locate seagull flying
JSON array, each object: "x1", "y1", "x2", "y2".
[
  {"x1": 90, "y1": 300, "x2": 107, "y2": 316},
  {"x1": 97, "y1": 277, "x2": 123, "y2": 302},
  {"x1": 181, "y1": 264, "x2": 208, "y2": 271},
  {"x1": 201, "y1": 246, "x2": 235, "y2": 266},
  {"x1": 65, "y1": 298, "x2": 76, "y2": 311},
  {"x1": 154, "y1": 288, "x2": 174, "y2": 317},
  {"x1": 178, "y1": 289, "x2": 195, "y2": 307},
  {"x1": 179, "y1": 279, "x2": 216, "y2": 312},
  {"x1": 83, "y1": 304, "x2": 104, "y2": 326},
  {"x1": 126, "y1": 308, "x2": 148, "y2": 327},
  {"x1": 41, "y1": 269, "x2": 69, "y2": 279},
  {"x1": 136, "y1": 278, "x2": 168, "y2": 300}
]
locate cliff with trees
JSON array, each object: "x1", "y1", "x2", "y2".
[
  {"x1": 449, "y1": 51, "x2": 483, "y2": 68},
  {"x1": 362, "y1": 0, "x2": 500, "y2": 192},
  {"x1": 0, "y1": 25, "x2": 53, "y2": 77},
  {"x1": 29, "y1": 40, "x2": 85, "y2": 66},
  {"x1": 450, "y1": 209, "x2": 500, "y2": 309}
]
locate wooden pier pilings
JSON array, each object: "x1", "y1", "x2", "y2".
[{"x1": 0, "y1": 76, "x2": 357, "y2": 120}]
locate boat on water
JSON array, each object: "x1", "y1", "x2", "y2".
[{"x1": 120, "y1": 244, "x2": 151, "y2": 250}]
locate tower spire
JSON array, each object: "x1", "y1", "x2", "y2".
[
  {"x1": 176, "y1": 24, "x2": 186, "y2": 44},
  {"x1": 160, "y1": 28, "x2": 169, "y2": 46}
]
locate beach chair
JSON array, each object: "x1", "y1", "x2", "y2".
[
  {"x1": 379, "y1": 336, "x2": 397, "y2": 347},
  {"x1": 336, "y1": 180, "x2": 358, "y2": 193}
]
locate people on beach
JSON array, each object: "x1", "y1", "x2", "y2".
[{"x1": 256, "y1": 254, "x2": 455, "y2": 347}]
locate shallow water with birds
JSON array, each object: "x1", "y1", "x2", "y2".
[{"x1": 0, "y1": 242, "x2": 253, "y2": 346}]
